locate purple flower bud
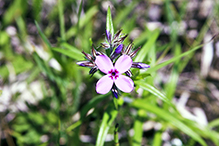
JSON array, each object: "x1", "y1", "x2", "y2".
[
  {"x1": 82, "y1": 51, "x2": 94, "y2": 61},
  {"x1": 125, "y1": 70, "x2": 133, "y2": 77},
  {"x1": 101, "y1": 42, "x2": 110, "y2": 49},
  {"x1": 129, "y1": 46, "x2": 141, "y2": 58},
  {"x1": 113, "y1": 30, "x2": 122, "y2": 40},
  {"x1": 77, "y1": 61, "x2": 95, "y2": 67},
  {"x1": 111, "y1": 44, "x2": 123, "y2": 60},
  {"x1": 132, "y1": 62, "x2": 150, "y2": 69},
  {"x1": 124, "y1": 43, "x2": 133, "y2": 55},
  {"x1": 111, "y1": 85, "x2": 119, "y2": 98},
  {"x1": 113, "y1": 34, "x2": 128, "y2": 46},
  {"x1": 106, "y1": 30, "x2": 112, "y2": 44},
  {"x1": 92, "y1": 47, "x2": 97, "y2": 57},
  {"x1": 89, "y1": 66, "x2": 98, "y2": 76}
]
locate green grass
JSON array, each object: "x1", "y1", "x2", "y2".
[{"x1": 1, "y1": 0, "x2": 219, "y2": 146}]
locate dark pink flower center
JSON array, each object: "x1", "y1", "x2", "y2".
[{"x1": 108, "y1": 69, "x2": 119, "y2": 80}]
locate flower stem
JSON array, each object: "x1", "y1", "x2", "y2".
[
  {"x1": 113, "y1": 97, "x2": 118, "y2": 110},
  {"x1": 114, "y1": 123, "x2": 119, "y2": 146}
]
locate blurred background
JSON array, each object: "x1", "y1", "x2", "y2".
[{"x1": 1, "y1": 0, "x2": 219, "y2": 145}]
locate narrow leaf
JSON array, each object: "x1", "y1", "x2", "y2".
[
  {"x1": 146, "y1": 43, "x2": 206, "y2": 74},
  {"x1": 52, "y1": 47, "x2": 83, "y2": 60},
  {"x1": 106, "y1": 6, "x2": 114, "y2": 37},
  {"x1": 134, "y1": 29, "x2": 160, "y2": 62},
  {"x1": 134, "y1": 81, "x2": 170, "y2": 104},
  {"x1": 77, "y1": 0, "x2": 83, "y2": 31},
  {"x1": 131, "y1": 99, "x2": 207, "y2": 146},
  {"x1": 58, "y1": 0, "x2": 65, "y2": 41},
  {"x1": 96, "y1": 102, "x2": 118, "y2": 146},
  {"x1": 35, "y1": 21, "x2": 51, "y2": 48},
  {"x1": 66, "y1": 6, "x2": 98, "y2": 39},
  {"x1": 66, "y1": 94, "x2": 109, "y2": 132},
  {"x1": 132, "y1": 109, "x2": 145, "y2": 146}
]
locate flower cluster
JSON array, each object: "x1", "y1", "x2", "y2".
[{"x1": 77, "y1": 30, "x2": 150, "y2": 98}]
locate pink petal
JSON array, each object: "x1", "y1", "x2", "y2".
[
  {"x1": 115, "y1": 75, "x2": 134, "y2": 93},
  {"x1": 96, "y1": 75, "x2": 113, "y2": 94},
  {"x1": 95, "y1": 55, "x2": 113, "y2": 74},
  {"x1": 115, "y1": 55, "x2": 132, "y2": 73}
]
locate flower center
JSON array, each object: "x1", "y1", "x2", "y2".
[{"x1": 108, "y1": 69, "x2": 119, "y2": 80}]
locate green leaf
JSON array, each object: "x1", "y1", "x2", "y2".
[
  {"x1": 165, "y1": 43, "x2": 181, "y2": 101},
  {"x1": 132, "y1": 109, "x2": 146, "y2": 146},
  {"x1": 33, "y1": 52, "x2": 55, "y2": 81},
  {"x1": 134, "y1": 29, "x2": 160, "y2": 62},
  {"x1": 66, "y1": 6, "x2": 98, "y2": 40},
  {"x1": 114, "y1": 2, "x2": 137, "y2": 26},
  {"x1": 80, "y1": 94, "x2": 110, "y2": 118},
  {"x1": 146, "y1": 43, "x2": 206, "y2": 74},
  {"x1": 52, "y1": 47, "x2": 83, "y2": 60},
  {"x1": 77, "y1": 0, "x2": 83, "y2": 31},
  {"x1": 12, "y1": 56, "x2": 33, "y2": 74},
  {"x1": 96, "y1": 102, "x2": 118, "y2": 146},
  {"x1": 3, "y1": 0, "x2": 27, "y2": 25},
  {"x1": 35, "y1": 21, "x2": 51, "y2": 48},
  {"x1": 208, "y1": 118, "x2": 219, "y2": 129},
  {"x1": 66, "y1": 94, "x2": 109, "y2": 132},
  {"x1": 106, "y1": 6, "x2": 114, "y2": 37},
  {"x1": 153, "y1": 131, "x2": 162, "y2": 146},
  {"x1": 58, "y1": 0, "x2": 65, "y2": 41},
  {"x1": 52, "y1": 43, "x2": 84, "y2": 60},
  {"x1": 32, "y1": 0, "x2": 43, "y2": 21},
  {"x1": 131, "y1": 99, "x2": 207, "y2": 146},
  {"x1": 134, "y1": 80, "x2": 170, "y2": 104},
  {"x1": 113, "y1": 97, "x2": 119, "y2": 110}
]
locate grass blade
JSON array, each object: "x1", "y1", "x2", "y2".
[
  {"x1": 77, "y1": 0, "x2": 83, "y2": 31},
  {"x1": 134, "y1": 81, "x2": 170, "y2": 104},
  {"x1": 146, "y1": 43, "x2": 206, "y2": 74},
  {"x1": 52, "y1": 47, "x2": 83, "y2": 60},
  {"x1": 52, "y1": 42, "x2": 84, "y2": 60},
  {"x1": 132, "y1": 109, "x2": 145, "y2": 146},
  {"x1": 106, "y1": 6, "x2": 114, "y2": 37},
  {"x1": 35, "y1": 21, "x2": 51, "y2": 48},
  {"x1": 131, "y1": 99, "x2": 207, "y2": 146},
  {"x1": 58, "y1": 0, "x2": 65, "y2": 41},
  {"x1": 96, "y1": 102, "x2": 118, "y2": 146},
  {"x1": 66, "y1": 94, "x2": 109, "y2": 132},
  {"x1": 134, "y1": 29, "x2": 160, "y2": 62}
]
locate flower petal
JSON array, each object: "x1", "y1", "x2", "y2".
[
  {"x1": 95, "y1": 55, "x2": 113, "y2": 74},
  {"x1": 96, "y1": 75, "x2": 113, "y2": 94},
  {"x1": 115, "y1": 75, "x2": 134, "y2": 93},
  {"x1": 115, "y1": 55, "x2": 132, "y2": 73}
]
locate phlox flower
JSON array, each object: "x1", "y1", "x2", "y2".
[
  {"x1": 76, "y1": 47, "x2": 103, "y2": 76},
  {"x1": 95, "y1": 54, "x2": 134, "y2": 94}
]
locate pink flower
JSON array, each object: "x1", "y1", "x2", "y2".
[{"x1": 95, "y1": 54, "x2": 134, "y2": 94}]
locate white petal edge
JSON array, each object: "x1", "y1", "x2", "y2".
[
  {"x1": 115, "y1": 55, "x2": 132, "y2": 73},
  {"x1": 95, "y1": 55, "x2": 113, "y2": 74},
  {"x1": 115, "y1": 75, "x2": 134, "y2": 93},
  {"x1": 96, "y1": 75, "x2": 113, "y2": 94}
]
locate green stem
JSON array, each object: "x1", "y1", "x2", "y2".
[
  {"x1": 114, "y1": 123, "x2": 119, "y2": 146},
  {"x1": 113, "y1": 97, "x2": 118, "y2": 110}
]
